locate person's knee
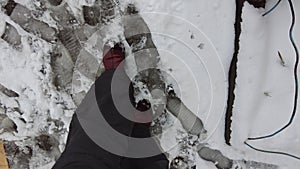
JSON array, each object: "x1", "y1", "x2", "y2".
[{"x1": 144, "y1": 159, "x2": 169, "y2": 169}]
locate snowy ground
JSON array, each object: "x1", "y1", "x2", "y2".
[
  {"x1": 232, "y1": 1, "x2": 300, "y2": 168},
  {"x1": 0, "y1": 0, "x2": 299, "y2": 168}
]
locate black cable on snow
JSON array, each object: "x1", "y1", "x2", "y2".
[
  {"x1": 244, "y1": 141, "x2": 300, "y2": 160},
  {"x1": 262, "y1": 0, "x2": 282, "y2": 17}
]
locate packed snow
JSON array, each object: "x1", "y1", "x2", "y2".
[{"x1": 0, "y1": 0, "x2": 299, "y2": 168}]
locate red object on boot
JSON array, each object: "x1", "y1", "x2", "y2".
[{"x1": 103, "y1": 43, "x2": 125, "y2": 70}]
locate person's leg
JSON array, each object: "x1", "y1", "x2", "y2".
[
  {"x1": 120, "y1": 157, "x2": 138, "y2": 169},
  {"x1": 143, "y1": 159, "x2": 169, "y2": 169},
  {"x1": 54, "y1": 152, "x2": 111, "y2": 169},
  {"x1": 121, "y1": 154, "x2": 169, "y2": 169},
  {"x1": 121, "y1": 157, "x2": 169, "y2": 169},
  {"x1": 53, "y1": 43, "x2": 130, "y2": 169},
  {"x1": 121, "y1": 122, "x2": 169, "y2": 169},
  {"x1": 53, "y1": 114, "x2": 123, "y2": 169}
]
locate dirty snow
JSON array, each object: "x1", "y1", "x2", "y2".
[{"x1": 0, "y1": 0, "x2": 299, "y2": 168}]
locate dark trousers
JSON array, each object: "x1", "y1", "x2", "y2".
[
  {"x1": 53, "y1": 115, "x2": 169, "y2": 169},
  {"x1": 53, "y1": 69, "x2": 169, "y2": 169}
]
